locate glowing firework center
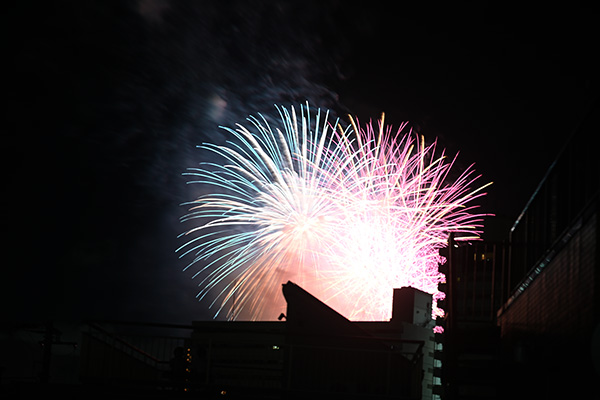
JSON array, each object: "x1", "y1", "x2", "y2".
[{"x1": 178, "y1": 103, "x2": 490, "y2": 322}]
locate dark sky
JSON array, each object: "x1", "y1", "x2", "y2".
[{"x1": 6, "y1": 1, "x2": 598, "y2": 325}]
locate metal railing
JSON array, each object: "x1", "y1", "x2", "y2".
[{"x1": 80, "y1": 321, "x2": 193, "y2": 387}]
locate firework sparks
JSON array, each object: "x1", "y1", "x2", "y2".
[{"x1": 178, "y1": 103, "x2": 491, "y2": 321}]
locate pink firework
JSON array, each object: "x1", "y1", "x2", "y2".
[{"x1": 178, "y1": 104, "x2": 491, "y2": 321}]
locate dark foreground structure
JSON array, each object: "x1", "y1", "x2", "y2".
[
  {"x1": 190, "y1": 283, "x2": 438, "y2": 399},
  {"x1": 438, "y1": 101, "x2": 599, "y2": 399},
  {"x1": 1, "y1": 284, "x2": 438, "y2": 399},
  {"x1": 2, "y1": 103, "x2": 598, "y2": 399}
]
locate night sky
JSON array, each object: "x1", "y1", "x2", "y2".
[{"x1": 6, "y1": 1, "x2": 598, "y2": 325}]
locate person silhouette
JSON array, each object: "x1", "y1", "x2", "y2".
[{"x1": 169, "y1": 346, "x2": 188, "y2": 386}]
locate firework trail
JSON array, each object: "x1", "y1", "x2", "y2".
[{"x1": 178, "y1": 103, "x2": 491, "y2": 321}]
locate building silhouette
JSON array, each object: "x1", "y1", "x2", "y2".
[
  {"x1": 2, "y1": 102, "x2": 597, "y2": 399},
  {"x1": 189, "y1": 282, "x2": 438, "y2": 399},
  {"x1": 438, "y1": 100, "x2": 599, "y2": 399}
]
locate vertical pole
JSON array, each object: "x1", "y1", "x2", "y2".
[
  {"x1": 40, "y1": 321, "x2": 53, "y2": 384},
  {"x1": 500, "y1": 241, "x2": 506, "y2": 309},
  {"x1": 446, "y1": 233, "x2": 456, "y2": 399},
  {"x1": 386, "y1": 351, "x2": 391, "y2": 395},
  {"x1": 472, "y1": 245, "x2": 477, "y2": 319},
  {"x1": 507, "y1": 232, "x2": 513, "y2": 306},
  {"x1": 287, "y1": 345, "x2": 293, "y2": 391},
  {"x1": 490, "y1": 243, "x2": 497, "y2": 321},
  {"x1": 447, "y1": 233, "x2": 454, "y2": 334},
  {"x1": 206, "y1": 338, "x2": 212, "y2": 385}
]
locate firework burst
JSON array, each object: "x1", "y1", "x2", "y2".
[{"x1": 178, "y1": 103, "x2": 491, "y2": 321}]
